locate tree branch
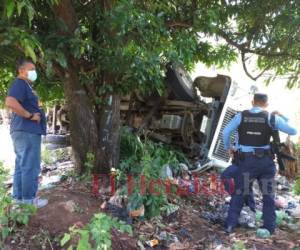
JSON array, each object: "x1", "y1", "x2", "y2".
[
  {"x1": 241, "y1": 52, "x2": 270, "y2": 81},
  {"x1": 53, "y1": 0, "x2": 78, "y2": 34},
  {"x1": 217, "y1": 28, "x2": 297, "y2": 58},
  {"x1": 166, "y1": 21, "x2": 192, "y2": 29}
]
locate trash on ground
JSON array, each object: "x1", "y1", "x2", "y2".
[
  {"x1": 145, "y1": 239, "x2": 159, "y2": 247},
  {"x1": 256, "y1": 228, "x2": 271, "y2": 238},
  {"x1": 168, "y1": 241, "x2": 190, "y2": 250},
  {"x1": 41, "y1": 175, "x2": 61, "y2": 186}
]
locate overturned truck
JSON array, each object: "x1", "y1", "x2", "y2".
[
  {"x1": 121, "y1": 63, "x2": 239, "y2": 171},
  {"x1": 49, "y1": 63, "x2": 253, "y2": 170}
]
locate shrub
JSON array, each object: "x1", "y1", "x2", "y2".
[
  {"x1": 294, "y1": 141, "x2": 300, "y2": 195},
  {"x1": 0, "y1": 161, "x2": 36, "y2": 245},
  {"x1": 61, "y1": 213, "x2": 132, "y2": 250},
  {"x1": 119, "y1": 128, "x2": 185, "y2": 218}
]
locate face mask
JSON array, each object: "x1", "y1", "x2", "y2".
[{"x1": 27, "y1": 70, "x2": 37, "y2": 82}]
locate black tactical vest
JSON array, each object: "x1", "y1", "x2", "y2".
[{"x1": 238, "y1": 110, "x2": 273, "y2": 147}]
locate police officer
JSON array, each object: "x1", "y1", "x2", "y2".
[{"x1": 223, "y1": 93, "x2": 297, "y2": 235}]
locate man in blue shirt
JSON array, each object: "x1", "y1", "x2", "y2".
[
  {"x1": 5, "y1": 58, "x2": 48, "y2": 208},
  {"x1": 222, "y1": 93, "x2": 297, "y2": 235}
]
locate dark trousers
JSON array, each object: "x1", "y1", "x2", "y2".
[
  {"x1": 226, "y1": 155, "x2": 276, "y2": 233},
  {"x1": 221, "y1": 164, "x2": 256, "y2": 212}
]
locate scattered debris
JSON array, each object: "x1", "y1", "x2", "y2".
[
  {"x1": 145, "y1": 239, "x2": 159, "y2": 247},
  {"x1": 238, "y1": 207, "x2": 256, "y2": 228},
  {"x1": 163, "y1": 204, "x2": 179, "y2": 216},
  {"x1": 107, "y1": 203, "x2": 132, "y2": 224},
  {"x1": 160, "y1": 164, "x2": 174, "y2": 179},
  {"x1": 168, "y1": 241, "x2": 190, "y2": 250},
  {"x1": 291, "y1": 205, "x2": 300, "y2": 218},
  {"x1": 157, "y1": 231, "x2": 180, "y2": 247},
  {"x1": 178, "y1": 228, "x2": 192, "y2": 240},
  {"x1": 2, "y1": 124, "x2": 300, "y2": 249},
  {"x1": 275, "y1": 196, "x2": 288, "y2": 209},
  {"x1": 59, "y1": 200, "x2": 77, "y2": 213},
  {"x1": 256, "y1": 228, "x2": 271, "y2": 239},
  {"x1": 129, "y1": 205, "x2": 145, "y2": 218},
  {"x1": 39, "y1": 183, "x2": 56, "y2": 190},
  {"x1": 41, "y1": 175, "x2": 61, "y2": 186}
]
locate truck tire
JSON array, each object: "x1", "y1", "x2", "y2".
[
  {"x1": 43, "y1": 134, "x2": 70, "y2": 146},
  {"x1": 166, "y1": 63, "x2": 195, "y2": 102}
]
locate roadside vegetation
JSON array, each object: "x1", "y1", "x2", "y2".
[
  {"x1": 294, "y1": 141, "x2": 300, "y2": 195},
  {"x1": 60, "y1": 213, "x2": 132, "y2": 250},
  {"x1": 0, "y1": 161, "x2": 36, "y2": 247}
]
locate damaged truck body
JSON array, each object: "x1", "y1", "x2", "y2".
[
  {"x1": 121, "y1": 63, "x2": 240, "y2": 171},
  {"x1": 48, "y1": 63, "x2": 255, "y2": 170}
]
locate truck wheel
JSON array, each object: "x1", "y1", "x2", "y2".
[
  {"x1": 166, "y1": 63, "x2": 195, "y2": 102},
  {"x1": 43, "y1": 134, "x2": 70, "y2": 145}
]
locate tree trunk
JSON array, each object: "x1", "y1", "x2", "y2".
[
  {"x1": 95, "y1": 0, "x2": 121, "y2": 174},
  {"x1": 63, "y1": 65, "x2": 102, "y2": 173},
  {"x1": 54, "y1": 0, "x2": 121, "y2": 177},
  {"x1": 97, "y1": 94, "x2": 121, "y2": 174}
]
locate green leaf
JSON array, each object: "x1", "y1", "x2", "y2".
[
  {"x1": 21, "y1": 216, "x2": 29, "y2": 225},
  {"x1": 118, "y1": 225, "x2": 132, "y2": 235},
  {"x1": 6, "y1": 0, "x2": 15, "y2": 18},
  {"x1": 101, "y1": 237, "x2": 112, "y2": 248},
  {"x1": 26, "y1": 5, "x2": 35, "y2": 26},
  {"x1": 16, "y1": 1, "x2": 25, "y2": 16},
  {"x1": 76, "y1": 230, "x2": 91, "y2": 250},
  {"x1": 146, "y1": 198, "x2": 152, "y2": 206},
  {"x1": 25, "y1": 45, "x2": 37, "y2": 62},
  {"x1": 60, "y1": 233, "x2": 71, "y2": 246},
  {"x1": 1, "y1": 226, "x2": 10, "y2": 240},
  {"x1": 56, "y1": 52, "x2": 67, "y2": 68}
]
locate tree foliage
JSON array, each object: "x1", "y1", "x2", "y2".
[
  {"x1": 0, "y1": 0, "x2": 239, "y2": 104},
  {"x1": 0, "y1": 0, "x2": 298, "y2": 104},
  {"x1": 214, "y1": 0, "x2": 300, "y2": 85},
  {"x1": 1, "y1": 0, "x2": 300, "y2": 171}
]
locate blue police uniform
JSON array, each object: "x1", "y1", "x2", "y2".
[
  {"x1": 8, "y1": 78, "x2": 46, "y2": 203},
  {"x1": 223, "y1": 106, "x2": 297, "y2": 233},
  {"x1": 221, "y1": 164, "x2": 256, "y2": 212}
]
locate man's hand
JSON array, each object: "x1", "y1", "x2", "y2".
[
  {"x1": 30, "y1": 113, "x2": 41, "y2": 123},
  {"x1": 228, "y1": 148, "x2": 235, "y2": 158},
  {"x1": 272, "y1": 111, "x2": 283, "y2": 117}
]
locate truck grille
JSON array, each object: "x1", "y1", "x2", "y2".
[{"x1": 212, "y1": 107, "x2": 237, "y2": 162}]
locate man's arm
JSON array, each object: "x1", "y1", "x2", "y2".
[
  {"x1": 5, "y1": 96, "x2": 31, "y2": 118},
  {"x1": 6, "y1": 97, "x2": 41, "y2": 122},
  {"x1": 223, "y1": 113, "x2": 241, "y2": 150},
  {"x1": 275, "y1": 115, "x2": 297, "y2": 135},
  {"x1": 271, "y1": 111, "x2": 288, "y2": 122},
  {"x1": 6, "y1": 80, "x2": 41, "y2": 122}
]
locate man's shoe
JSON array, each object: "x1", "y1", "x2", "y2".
[
  {"x1": 33, "y1": 198, "x2": 48, "y2": 208},
  {"x1": 23, "y1": 198, "x2": 48, "y2": 208},
  {"x1": 225, "y1": 225, "x2": 234, "y2": 234}
]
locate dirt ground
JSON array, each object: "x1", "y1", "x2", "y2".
[
  {"x1": 3, "y1": 181, "x2": 300, "y2": 250},
  {"x1": 4, "y1": 182, "x2": 137, "y2": 250}
]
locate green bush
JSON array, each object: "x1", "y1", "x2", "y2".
[
  {"x1": 41, "y1": 147, "x2": 72, "y2": 165},
  {"x1": 295, "y1": 142, "x2": 300, "y2": 167},
  {"x1": 0, "y1": 161, "x2": 36, "y2": 246},
  {"x1": 61, "y1": 213, "x2": 132, "y2": 250},
  {"x1": 294, "y1": 141, "x2": 300, "y2": 195},
  {"x1": 41, "y1": 148, "x2": 55, "y2": 165},
  {"x1": 119, "y1": 128, "x2": 185, "y2": 218}
]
